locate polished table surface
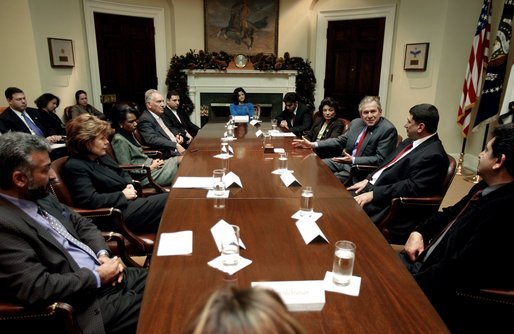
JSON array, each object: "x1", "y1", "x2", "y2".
[{"x1": 137, "y1": 123, "x2": 448, "y2": 333}]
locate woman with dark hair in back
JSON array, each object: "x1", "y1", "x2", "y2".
[
  {"x1": 304, "y1": 97, "x2": 345, "y2": 158},
  {"x1": 229, "y1": 87, "x2": 254, "y2": 118},
  {"x1": 69, "y1": 89, "x2": 105, "y2": 120},
  {"x1": 110, "y1": 102, "x2": 180, "y2": 187},
  {"x1": 34, "y1": 93, "x2": 66, "y2": 139}
]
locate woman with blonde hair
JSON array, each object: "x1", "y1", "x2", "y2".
[
  {"x1": 62, "y1": 114, "x2": 167, "y2": 233},
  {"x1": 184, "y1": 286, "x2": 306, "y2": 334}
]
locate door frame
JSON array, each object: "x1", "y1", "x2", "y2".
[
  {"x1": 315, "y1": 5, "x2": 396, "y2": 115},
  {"x1": 83, "y1": 0, "x2": 167, "y2": 112}
]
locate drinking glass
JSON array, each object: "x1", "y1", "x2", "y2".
[
  {"x1": 221, "y1": 225, "x2": 240, "y2": 266},
  {"x1": 212, "y1": 169, "x2": 225, "y2": 196},
  {"x1": 300, "y1": 186, "x2": 313, "y2": 216},
  {"x1": 226, "y1": 124, "x2": 234, "y2": 138},
  {"x1": 332, "y1": 240, "x2": 356, "y2": 286},
  {"x1": 271, "y1": 118, "x2": 278, "y2": 131},
  {"x1": 262, "y1": 131, "x2": 271, "y2": 148},
  {"x1": 278, "y1": 152, "x2": 288, "y2": 172}
]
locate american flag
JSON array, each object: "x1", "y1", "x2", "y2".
[{"x1": 456, "y1": 0, "x2": 491, "y2": 137}]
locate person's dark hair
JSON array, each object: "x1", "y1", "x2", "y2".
[
  {"x1": 66, "y1": 114, "x2": 112, "y2": 157},
  {"x1": 409, "y1": 103, "x2": 439, "y2": 134},
  {"x1": 166, "y1": 90, "x2": 181, "y2": 100},
  {"x1": 318, "y1": 97, "x2": 340, "y2": 116},
  {"x1": 34, "y1": 93, "x2": 60, "y2": 109},
  {"x1": 5, "y1": 87, "x2": 23, "y2": 99},
  {"x1": 110, "y1": 102, "x2": 140, "y2": 131},
  {"x1": 0, "y1": 132, "x2": 51, "y2": 190},
  {"x1": 74, "y1": 90, "x2": 87, "y2": 103},
  {"x1": 232, "y1": 87, "x2": 248, "y2": 104},
  {"x1": 184, "y1": 286, "x2": 305, "y2": 334},
  {"x1": 283, "y1": 92, "x2": 299, "y2": 104},
  {"x1": 491, "y1": 123, "x2": 514, "y2": 176}
]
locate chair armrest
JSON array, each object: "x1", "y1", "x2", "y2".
[
  {"x1": 398, "y1": 196, "x2": 444, "y2": 206},
  {"x1": 352, "y1": 164, "x2": 379, "y2": 172},
  {"x1": 456, "y1": 288, "x2": 514, "y2": 306},
  {"x1": 143, "y1": 150, "x2": 162, "y2": 159}
]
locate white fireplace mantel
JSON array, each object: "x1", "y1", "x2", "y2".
[{"x1": 186, "y1": 69, "x2": 297, "y2": 125}]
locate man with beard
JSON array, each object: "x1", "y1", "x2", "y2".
[{"x1": 0, "y1": 132, "x2": 147, "y2": 334}]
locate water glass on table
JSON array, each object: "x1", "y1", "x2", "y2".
[
  {"x1": 332, "y1": 240, "x2": 356, "y2": 286},
  {"x1": 212, "y1": 169, "x2": 226, "y2": 208},
  {"x1": 271, "y1": 118, "x2": 278, "y2": 131},
  {"x1": 299, "y1": 186, "x2": 313, "y2": 216},
  {"x1": 221, "y1": 224, "x2": 240, "y2": 266},
  {"x1": 278, "y1": 152, "x2": 288, "y2": 172}
]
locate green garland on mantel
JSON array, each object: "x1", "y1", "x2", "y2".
[{"x1": 165, "y1": 50, "x2": 317, "y2": 114}]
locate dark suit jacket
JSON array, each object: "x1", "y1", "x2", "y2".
[
  {"x1": 364, "y1": 134, "x2": 449, "y2": 242},
  {"x1": 0, "y1": 195, "x2": 107, "y2": 334},
  {"x1": 276, "y1": 102, "x2": 313, "y2": 136},
  {"x1": 0, "y1": 107, "x2": 44, "y2": 134},
  {"x1": 137, "y1": 110, "x2": 178, "y2": 154},
  {"x1": 307, "y1": 117, "x2": 345, "y2": 141},
  {"x1": 319, "y1": 117, "x2": 398, "y2": 164},
  {"x1": 162, "y1": 106, "x2": 200, "y2": 137},
  {"x1": 37, "y1": 108, "x2": 66, "y2": 136},
  {"x1": 411, "y1": 181, "x2": 514, "y2": 328},
  {"x1": 62, "y1": 155, "x2": 166, "y2": 233}
]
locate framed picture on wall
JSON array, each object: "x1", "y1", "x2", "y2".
[
  {"x1": 204, "y1": 0, "x2": 279, "y2": 55},
  {"x1": 48, "y1": 38, "x2": 75, "y2": 67},
  {"x1": 404, "y1": 43, "x2": 429, "y2": 71}
]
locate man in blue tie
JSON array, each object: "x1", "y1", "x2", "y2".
[
  {"x1": 0, "y1": 132, "x2": 147, "y2": 334},
  {"x1": 1, "y1": 87, "x2": 67, "y2": 159}
]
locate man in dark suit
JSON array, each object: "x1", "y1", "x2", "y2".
[
  {"x1": 137, "y1": 89, "x2": 185, "y2": 158},
  {"x1": 162, "y1": 90, "x2": 200, "y2": 146},
  {"x1": 292, "y1": 96, "x2": 398, "y2": 184},
  {"x1": 348, "y1": 103, "x2": 449, "y2": 244},
  {"x1": 276, "y1": 92, "x2": 313, "y2": 136},
  {"x1": 400, "y1": 123, "x2": 514, "y2": 332},
  {"x1": 0, "y1": 132, "x2": 146, "y2": 334},
  {"x1": 1, "y1": 87, "x2": 67, "y2": 159}
]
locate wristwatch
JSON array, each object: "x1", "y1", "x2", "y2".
[
  {"x1": 235, "y1": 54, "x2": 248, "y2": 68},
  {"x1": 97, "y1": 250, "x2": 110, "y2": 258}
]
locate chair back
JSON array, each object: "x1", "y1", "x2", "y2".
[
  {"x1": 49, "y1": 156, "x2": 75, "y2": 207},
  {"x1": 63, "y1": 106, "x2": 73, "y2": 122},
  {"x1": 340, "y1": 118, "x2": 351, "y2": 134}
]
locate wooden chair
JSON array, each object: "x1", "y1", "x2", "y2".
[
  {"x1": 49, "y1": 156, "x2": 154, "y2": 267},
  {"x1": 340, "y1": 117, "x2": 351, "y2": 134},
  {"x1": 376, "y1": 154, "x2": 457, "y2": 241},
  {"x1": 0, "y1": 231, "x2": 125, "y2": 334},
  {"x1": 63, "y1": 106, "x2": 73, "y2": 122}
]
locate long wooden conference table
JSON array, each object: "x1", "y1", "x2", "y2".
[{"x1": 137, "y1": 122, "x2": 448, "y2": 333}]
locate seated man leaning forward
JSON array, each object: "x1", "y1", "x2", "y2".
[
  {"x1": 62, "y1": 114, "x2": 168, "y2": 234},
  {"x1": 0, "y1": 132, "x2": 146, "y2": 334},
  {"x1": 347, "y1": 103, "x2": 449, "y2": 244},
  {"x1": 293, "y1": 96, "x2": 398, "y2": 184},
  {"x1": 400, "y1": 123, "x2": 514, "y2": 333}
]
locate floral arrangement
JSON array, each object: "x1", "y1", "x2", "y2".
[{"x1": 165, "y1": 50, "x2": 317, "y2": 113}]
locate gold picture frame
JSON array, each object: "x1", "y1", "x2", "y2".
[
  {"x1": 48, "y1": 38, "x2": 75, "y2": 68},
  {"x1": 204, "y1": 0, "x2": 279, "y2": 55},
  {"x1": 404, "y1": 43, "x2": 429, "y2": 71}
]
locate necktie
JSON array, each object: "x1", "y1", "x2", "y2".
[
  {"x1": 156, "y1": 116, "x2": 177, "y2": 142},
  {"x1": 22, "y1": 112, "x2": 44, "y2": 137},
  {"x1": 354, "y1": 127, "x2": 368, "y2": 156},
  {"x1": 38, "y1": 207, "x2": 100, "y2": 264},
  {"x1": 376, "y1": 143, "x2": 413, "y2": 172},
  {"x1": 422, "y1": 190, "x2": 483, "y2": 260}
]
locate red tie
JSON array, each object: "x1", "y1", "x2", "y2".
[
  {"x1": 354, "y1": 128, "x2": 368, "y2": 155},
  {"x1": 373, "y1": 143, "x2": 413, "y2": 175}
]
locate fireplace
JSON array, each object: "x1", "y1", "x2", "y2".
[{"x1": 186, "y1": 69, "x2": 297, "y2": 125}]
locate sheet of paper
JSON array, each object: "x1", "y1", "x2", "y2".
[
  {"x1": 295, "y1": 219, "x2": 328, "y2": 244},
  {"x1": 206, "y1": 189, "x2": 230, "y2": 198},
  {"x1": 156, "y1": 231, "x2": 193, "y2": 256},
  {"x1": 208, "y1": 255, "x2": 252, "y2": 275},
  {"x1": 251, "y1": 280, "x2": 325, "y2": 312},
  {"x1": 210, "y1": 219, "x2": 246, "y2": 252},
  {"x1": 233, "y1": 115, "x2": 249, "y2": 123},
  {"x1": 271, "y1": 132, "x2": 296, "y2": 137},
  {"x1": 172, "y1": 177, "x2": 213, "y2": 189},
  {"x1": 323, "y1": 272, "x2": 361, "y2": 296},
  {"x1": 291, "y1": 210, "x2": 323, "y2": 221},
  {"x1": 280, "y1": 171, "x2": 301, "y2": 186},
  {"x1": 274, "y1": 148, "x2": 285, "y2": 153}
]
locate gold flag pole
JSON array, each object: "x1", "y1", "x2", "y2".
[{"x1": 456, "y1": 152, "x2": 464, "y2": 175}]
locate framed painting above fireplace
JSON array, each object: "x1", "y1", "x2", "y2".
[{"x1": 204, "y1": 0, "x2": 279, "y2": 55}]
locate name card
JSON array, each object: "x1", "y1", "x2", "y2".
[
  {"x1": 274, "y1": 148, "x2": 285, "y2": 154},
  {"x1": 251, "y1": 280, "x2": 326, "y2": 312},
  {"x1": 264, "y1": 144, "x2": 275, "y2": 153},
  {"x1": 295, "y1": 218, "x2": 328, "y2": 244},
  {"x1": 250, "y1": 119, "x2": 262, "y2": 126},
  {"x1": 234, "y1": 115, "x2": 249, "y2": 123},
  {"x1": 156, "y1": 231, "x2": 193, "y2": 256},
  {"x1": 255, "y1": 129, "x2": 263, "y2": 137},
  {"x1": 224, "y1": 171, "x2": 242, "y2": 188},
  {"x1": 280, "y1": 171, "x2": 301, "y2": 187},
  {"x1": 210, "y1": 219, "x2": 246, "y2": 252}
]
